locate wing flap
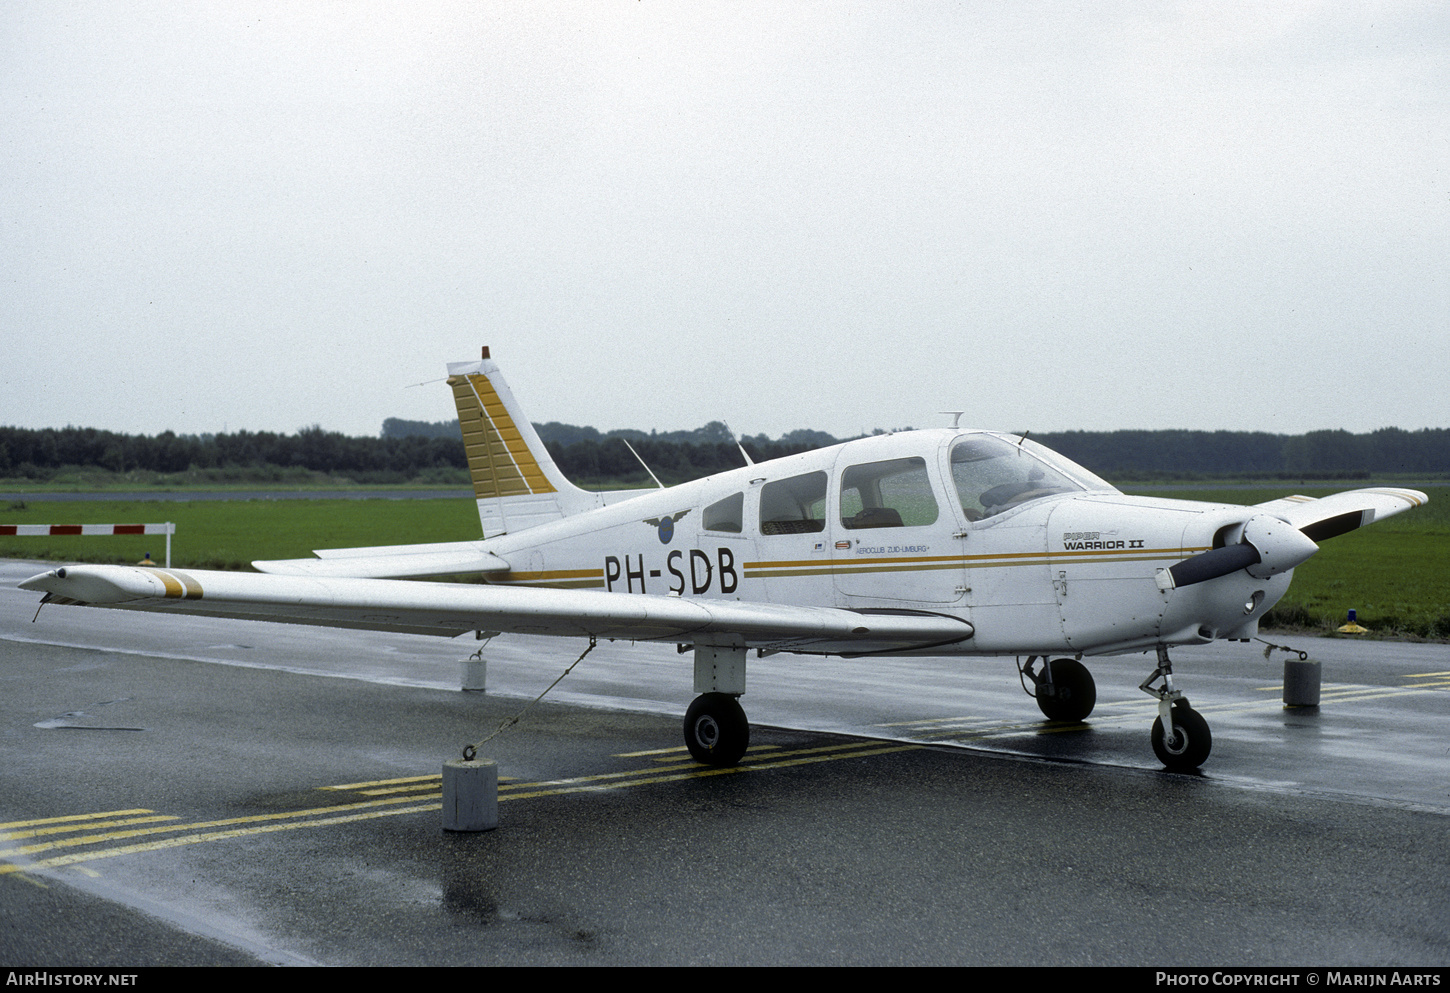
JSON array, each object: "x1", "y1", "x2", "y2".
[{"x1": 20, "y1": 565, "x2": 973, "y2": 654}]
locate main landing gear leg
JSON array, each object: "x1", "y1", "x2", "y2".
[
  {"x1": 1020, "y1": 656, "x2": 1097, "y2": 722},
  {"x1": 1140, "y1": 646, "x2": 1212, "y2": 771},
  {"x1": 684, "y1": 642, "x2": 749, "y2": 766}
]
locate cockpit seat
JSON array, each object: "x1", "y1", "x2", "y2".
[{"x1": 845, "y1": 507, "x2": 904, "y2": 529}]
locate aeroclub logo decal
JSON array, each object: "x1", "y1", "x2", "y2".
[{"x1": 643, "y1": 510, "x2": 690, "y2": 544}]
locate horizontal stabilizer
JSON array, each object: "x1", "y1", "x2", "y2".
[
  {"x1": 20, "y1": 565, "x2": 972, "y2": 655},
  {"x1": 253, "y1": 541, "x2": 510, "y2": 579}
]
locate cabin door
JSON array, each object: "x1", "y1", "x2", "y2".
[{"x1": 831, "y1": 443, "x2": 964, "y2": 605}]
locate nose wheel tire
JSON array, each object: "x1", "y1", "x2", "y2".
[
  {"x1": 1035, "y1": 657, "x2": 1097, "y2": 722},
  {"x1": 1151, "y1": 702, "x2": 1212, "y2": 770},
  {"x1": 684, "y1": 692, "x2": 750, "y2": 767}
]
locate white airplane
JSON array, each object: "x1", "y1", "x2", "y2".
[{"x1": 19, "y1": 349, "x2": 1428, "y2": 771}]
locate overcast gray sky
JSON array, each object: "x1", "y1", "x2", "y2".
[{"x1": 3, "y1": 2, "x2": 1446, "y2": 442}]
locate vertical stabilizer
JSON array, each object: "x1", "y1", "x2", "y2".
[{"x1": 447, "y1": 348, "x2": 610, "y2": 536}]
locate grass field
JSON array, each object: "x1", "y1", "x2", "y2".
[
  {"x1": 4, "y1": 484, "x2": 1445, "y2": 639},
  {"x1": 0, "y1": 498, "x2": 480, "y2": 571}
]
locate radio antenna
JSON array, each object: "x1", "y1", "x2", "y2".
[{"x1": 621, "y1": 438, "x2": 665, "y2": 489}]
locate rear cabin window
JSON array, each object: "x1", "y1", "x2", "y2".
[
  {"x1": 839, "y1": 457, "x2": 939, "y2": 529},
  {"x1": 702, "y1": 492, "x2": 744, "y2": 533},
  {"x1": 759, "y1": 471, "x2": 828, "y2": 535}
]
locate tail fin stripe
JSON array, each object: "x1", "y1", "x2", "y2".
[
  {"x1": 449, "y1": 374, "x2": 557, "y2": 500},
  {"x1": 453, "y1": 378, "x2": 526, "y2": 499},
  {"x1": 469, "y1": 374, "x2": 554, "y2": 493}
]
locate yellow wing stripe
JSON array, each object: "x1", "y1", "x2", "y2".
[{"x1": 139, "y1": 568, "x2": 204, "y2": 599}]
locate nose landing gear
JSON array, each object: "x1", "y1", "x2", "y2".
[{"x1": 1141, "y1": 646, "x2": 1212, "y2": 771}]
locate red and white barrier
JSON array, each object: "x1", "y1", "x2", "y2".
[{"x1": 0, "y1": 523, "x2": 174, "y2": 566}]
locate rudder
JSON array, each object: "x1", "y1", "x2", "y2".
[{"x1": 447, "y1": 348, "x2": 612, "y2": 536}]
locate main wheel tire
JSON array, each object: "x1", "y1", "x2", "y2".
[
  {"x1": 1151, "y1": 703, "x2": 1212, "y2": 770},
  {"x1": 683, "y1": 693, "x2": 750, "y2": 766},
  {"x1": 1035, "y1": 658, "x2": 1097, "y2": 722}
]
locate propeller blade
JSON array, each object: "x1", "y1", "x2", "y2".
[{"x1": 1166, "y1": 542, "x2": 1260, "y2": 588}]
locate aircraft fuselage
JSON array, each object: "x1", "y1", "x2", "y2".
[{"x1": 477, "y1": 428, "x2": 1292, "y2": 658}]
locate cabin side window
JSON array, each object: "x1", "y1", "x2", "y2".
[
  {"x1": 702, "y1": 492, "x2": 744, "y2": 533},
  {"x1": 759, "y1": 471, "x2": 828, "y2": 535},
  {"x1": 839, "y1": 457, "x2": 939, "y2": 529}
]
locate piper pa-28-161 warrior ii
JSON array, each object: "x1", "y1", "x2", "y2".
[{"x1": 20, "y1": 348, "x2": 1429, "y2": 770}]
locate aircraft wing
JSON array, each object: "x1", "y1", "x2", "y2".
[
  {"x1": 1254, "y1": 487, "x2": 1428, "y2": 541},
  {"x1": 253, "y1": 540, "x2": 510, "y2": 579},
  {"x1": 18, "y1": 565, "x2": 973, "y2": 656}
]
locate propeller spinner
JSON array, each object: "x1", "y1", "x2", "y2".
[{"x1": 1157, "y1": 515, "x2": 1319, "y2": 591}]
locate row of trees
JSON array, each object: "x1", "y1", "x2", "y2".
[
  {"x1": 0, "y1": 425, "x2": 467, "y2": 479},
  {"x1": 1034, "y1": 427, "x2": 1450, "y2": 478},
  {"x1": 2, "y1": 422, "x2": 1446, "y2": 484}
]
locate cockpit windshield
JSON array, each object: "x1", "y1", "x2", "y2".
[{"x1": 950, "y1": 434, "x2": 1115, "y2": 520}]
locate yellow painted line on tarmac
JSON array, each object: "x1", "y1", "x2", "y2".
[
  {"x1": 879, "y1": 715, "x2": 991, "y2": 727},
  {"x1": 882, "y1": 670, "x2": 1450, "y2": 750},
  {"x1": 1249, "y1": 679, "x2": 1450, "y2": 706},
  {"x1": 894, "y1": 678, "x2": 1450, "y2": 747},
  {"x1": 884, "y1": 693, "x2": 1287, "y2": 744},
  {"x1": 355, "y1": 782, "x2": 444, "y2": 796},
  {"x1": 876, "y1": 716, "x2": 990, "y2": 730},
  {"x1": 614, "y1": 746, "x2": 688, "y2": 758},
  {"x1": 0, "y1": 809, "x2": 154, "y2": 830},
  {"x1": 646, "y1": 744, "x2": 783, "y2": 762},
  {"x1": 499, "y1": 741, "x2": 921, "y2": 800},
  {"x1": 320, "y1": 774, "x2": 442, "y2": 791},
  {"x1": 910, "y1": 721, "x2": 1027, "y2": 738},
  {"x1": 616, "y1": 744, "x2": 783, "y2": 761},
  {"x1": 1123, "y1": 680, "x2": 1439, "y2": 719},
  {"x1": 0, "y1": 794, "x2": 437, "y2": 867},
  {"x1": 934, "y1": 719, "x2": 1085, "y2": 740},
  {"x1": 499, "y1": 739, "x2": 892, "y2": 795},
  {"x1": 0, "y1": 737, "x2": 927, "y2": 877},
  {"x1": 1313, "y1": 686, "x2": 1450, "y2": 705},
  {"x1": 325, "y1": 774, "x2": 520, "y2": 797},
  {"x1": 1, "y1": 813, "x2": 179, "y2": 842},
  {"x1": 912, "y1": 720, "x2": 1095, "y2": 739},
  {"x1": 1, "y1": 802, "x2": 443, "y2": 876}
]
